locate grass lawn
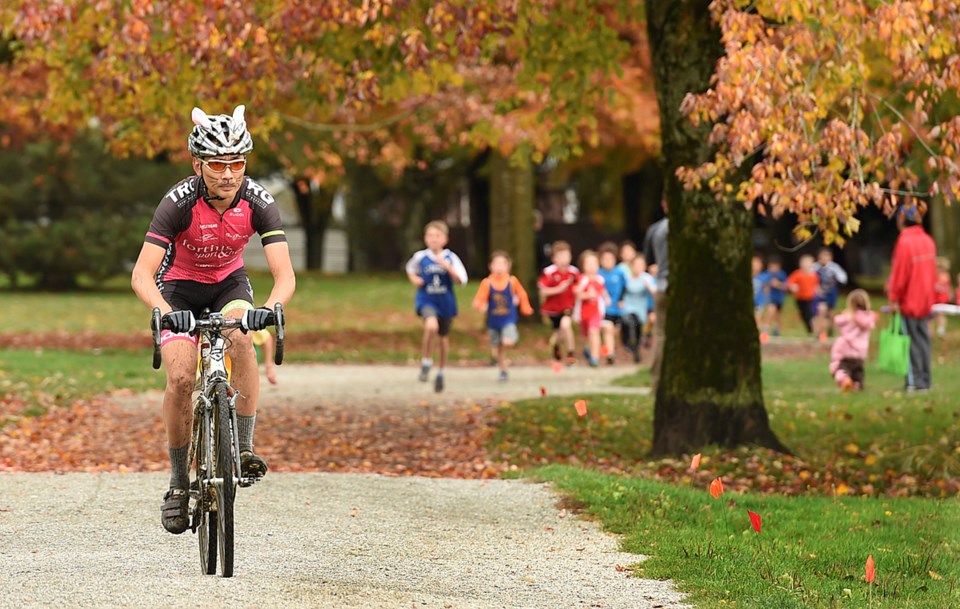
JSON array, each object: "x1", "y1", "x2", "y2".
[
  {"x1": 0, "y1": 348, "x2": 164, "y2": 424},
  {"x1": 539, "y1": 465, "x2": 959, "y2": 609},
  {"x1": 492, "y1": 346, "x2": 960, "y2": 607}
]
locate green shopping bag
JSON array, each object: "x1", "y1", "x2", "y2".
[{"x1": 877, "y1": 312, "x2": 910, "y2": 376}]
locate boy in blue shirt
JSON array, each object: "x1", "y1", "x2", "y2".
[
  {"x1": 598, "y1": 242, "x2": 627, "y2": 365},
  {"x1": 405, "y1": 221, "x2": 468, "y2": 392},
  {"x1": 761, "y1": 255, "x2": 788, "y2": 336}
]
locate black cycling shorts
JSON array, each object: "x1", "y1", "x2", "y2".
[{"x1": 158, "y1": 269, "x2": 255, "y2": 318}]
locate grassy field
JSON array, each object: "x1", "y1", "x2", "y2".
[
  {"x1": 538, "y1": 465, "x2": 959, "y2": 609},
  {"x1": 491, "y1": 347, "x2": 960, "y2": 607}
]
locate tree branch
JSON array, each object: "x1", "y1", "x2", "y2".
[
  {"x1": 279, "y1": 109, "x2": 416, "y2": 133},
  {"x1": 865, "y1": 92, "x2": 938, "y2": 158}
]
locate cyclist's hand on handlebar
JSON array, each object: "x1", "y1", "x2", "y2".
[
  {"x1": 162, "y1": 310, "x2": 196, "y2": 334},
  {"x1": 242, "y1": 307, "x2": 274, "y2": 332}
]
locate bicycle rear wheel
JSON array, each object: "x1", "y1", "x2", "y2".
[
  {"x1": 195, "y1": 406, "x2": 217, "y2": 575},
  {"x1": 213, "y1": 382, "x2": 236, "y2": 577}
]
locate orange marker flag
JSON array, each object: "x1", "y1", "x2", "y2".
[
  {"x1": 709, "y1": 477, "x2": 724, "y2": 499},
  {"x1": 552, "y1": 361, "x2": 563, "y2": 374},
  {"x1": 747, "y1": 510, "x2": 762, "y2": 533},
  {"x1": 574, "y1": 399, "x2": 588, "y2": 417},
  {"x1": 690, "y1": 453, "x2": 701, "y2": 471},
  {"x1": 759, "y1": 331, "x2": 770, "y2": 345},
  {"x1": 539, "y1": 386, "x2": 547, "y2": 397},
  {"x1": 865, "y1": 555, "x2": 875, "y2": 583}
]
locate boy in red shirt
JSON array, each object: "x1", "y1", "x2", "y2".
[
  {"x1": 538, "y1": 241, "x2": 580, "y2": 365},
  {"x1": 787, "y1": 254, "x2": 819, "y2": 335}
]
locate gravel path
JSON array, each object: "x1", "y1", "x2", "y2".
[
  {"x1": 118, "y1": 363, "x2": 650, "y2": 412},
  {"x1": 0, "y1": 473, "x2": 687, "y2": 609}
]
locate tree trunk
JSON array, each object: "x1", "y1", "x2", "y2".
[
  {"x1": 489, "y1": 151, "x2": 536, "y2": 293},
  {"x1": 292, "y1": 178, "x2": 333, "y2": 270},
  {"x1": 646, "y1": 0, "x2": 788, "y2": 456}
]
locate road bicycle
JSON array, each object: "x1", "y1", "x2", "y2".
[{"x1": 150, "y1": 304, "x2": 285, "y2": 577}]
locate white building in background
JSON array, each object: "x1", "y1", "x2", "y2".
[{"x1": 242, "y1": 175, "x2": 349, "y2": 274}]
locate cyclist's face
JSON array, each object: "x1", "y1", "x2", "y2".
[{"x1": 193, "y1": 154, "x2": 246, "y2": 201}]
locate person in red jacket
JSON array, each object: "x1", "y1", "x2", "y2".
[{"x1": 886, "y1": 203, "x2": 938, "y2": 392}]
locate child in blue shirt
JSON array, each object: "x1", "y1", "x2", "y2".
[
  {"x1": 620, "y1": 254, "x2": 657, "y2": 362},
  {"x1": 761, "y1": 255, "x2": 788, "y2": 336},
  {"x1": 405, "y1": 221, "x2": 468, "y2": 392},
  {"x1": 598, "y1": 242, "x2": 627, "y2": 365}
]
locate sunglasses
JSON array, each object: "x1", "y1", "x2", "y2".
[{"x1": 200, "y1": 158, "x2": 247, "y2": 173}]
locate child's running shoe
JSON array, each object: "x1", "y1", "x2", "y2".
[
  {"x1": 566, "y1": 352, "x2": 576, "y2": 366},
  {"x1": 588, "y1": 357, "x2": 599, "y2": 367},
  {"x1": 434, "y1": 373, "x2": 444, "y2": 393},
  {"x1": 418, "y1": 364, "x2": 431, "y2": 382},
  {"x1": 606, "y1": 355, "x2": 615, "y2": 366},
  {"x1": 498, "y1": 370, "x2": 508, "y2": 382}
]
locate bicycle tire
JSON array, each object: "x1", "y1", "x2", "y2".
[
  {"x1": 213, "y1": 382, "x2": 236, "y2": 577},
  {"x1": 196, "y1": 406, "x2": 217, "y2": 575}
]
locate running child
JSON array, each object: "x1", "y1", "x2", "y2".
[
  {"x1": 617, "y1": 240, "x2": 637, "y2": 275},
  {"x1": 812, "y1": 247, "x2": 848, "y2": 339},
  {"x1": 538, "y1": 241, "x2": 580, "y2": 366},
  {"x1": 787, "y1": 254, "x2": 819, "y2": 335},
  {"x1": 752, "y1": 254, "x2": 767, "y2": 330},
  {"x1": 574, "y1": 250, "x2": 610, "y2": 367},
  {"x1": 405, "y1": 220, "x2": 468, "y2": 392},
  {"x1": 251, "y1": 329, "x2": 278, "y2": 385},
  {"x1": 829, "y1": 289, "x2": 876, "y2": 392},
  {"x1": 620, "y1": 253, "x2": 657, "y2": 362},
  {"x1": 472, "y1": 251, "x2": 535, "y2": 382},
  {"x1": 598, "y1": 242, "x2": 627, "y2": 365},
  {"x1": 761, "y1": 255, "x2": 788, "y2": 336}
]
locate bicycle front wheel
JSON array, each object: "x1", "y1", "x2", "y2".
[
  {"x1": 213, "y1": 382, "x2": 236, "y2": 577},
  {"x1": 195, "y1": 405, "x2": 217, "y2": 575}
]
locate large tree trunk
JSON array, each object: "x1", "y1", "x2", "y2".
[
  {"x1": 646, "y1": 0, "x2": 788, "y2": 456},
  {"x1": 489, "y1": 151, "x2": 536, "y2": 293}
]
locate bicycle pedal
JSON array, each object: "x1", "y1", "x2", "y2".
[{"x1": 237, "y1": 476, "x2": 259, "y2": 488}]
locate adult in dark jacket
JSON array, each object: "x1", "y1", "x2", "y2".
[{"x1": 886, "y1": 204, "x2": 937, "y2": 392}]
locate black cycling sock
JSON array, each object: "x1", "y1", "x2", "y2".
[
  {"x1": 169, "y1": 445, "x2": 190, "y2": 490},
  {"x1": 238, "y1": 414, "x2": 256, "y2": 453}
]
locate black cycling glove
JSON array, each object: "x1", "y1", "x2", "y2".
[
  {"x1": 242, "y1": 307, "x2": 274, "y2": 332},
  {"x1": 162, "y1": 310, "x2": 196, "y2": 334}
]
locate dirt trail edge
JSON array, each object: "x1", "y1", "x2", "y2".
[{"x1": 0, "y1": 473, "x2": 688, "y2": 609}]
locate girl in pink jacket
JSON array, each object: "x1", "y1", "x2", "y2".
[{"x1": 830, "y1": 289, "x2": 876, "y2": 392}]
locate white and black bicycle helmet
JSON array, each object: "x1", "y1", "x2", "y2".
[{"x1": 187, "y1": 105, "x2": 254, "y2": 157}]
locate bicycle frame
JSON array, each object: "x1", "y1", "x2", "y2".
[{"x1": 188, "y1": 316, "x2": 250, "y2": 491}]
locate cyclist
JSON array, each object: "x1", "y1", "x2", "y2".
[{"x1": 131, "y1": 105, "x2": 296, "y2": 534}]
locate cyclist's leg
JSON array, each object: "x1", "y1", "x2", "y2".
[
  {"x1": 159, "y1": 330, "x2": 199, "y2": 534},
  {"x1": 156, "y1": 280, "x2": 204, "y2": 533},
  {"x1": 216, "y1": 271, "x2": 267, "y2": 477},
  {"x1": 220, "y1": 302, "x2": 257, "y2": 419}
]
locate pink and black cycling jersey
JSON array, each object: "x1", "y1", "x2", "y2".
[{"x1": 144, "y1": 175, "x2": 287, "y2": 285}]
